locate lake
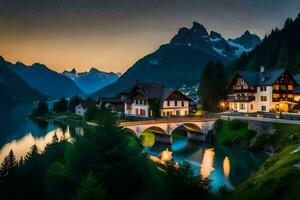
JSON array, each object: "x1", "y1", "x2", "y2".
[{"x1": 0, "y1": 104, "x2": 268, "y2": 192}]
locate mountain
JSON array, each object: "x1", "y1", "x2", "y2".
[
  {"x1": 230, "y1": 13, "x2": 300, "y2": 74},
  {"x1": 9, "y1": 62, "x2": 83, "y2": 98},
  {"x1": 0, "y1": 56, "x2": 44, "y2": 102},
  {"x1": 62, "y1": 67, "x2": 120, "y2": 94},
  {"x1": 92, "y1": 22, "x2": 261, "y2": 98}
]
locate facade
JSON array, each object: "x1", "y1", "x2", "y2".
[
  {"x1": 227, "y1": 67, "x2": 300, "y2": 113},
  {"x1": 100, "y1": 82, "x2": 192, "y2": 117},
  {"x1": 75, "y1": 104, "x2": 87, "y2": 116},
  {"x1": 75, "y1": 99, "x2": 96, "y2": 116}
]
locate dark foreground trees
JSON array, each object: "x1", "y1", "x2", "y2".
[{"x1": 0, "y1": 108, "x2": 212, "y2": 200}]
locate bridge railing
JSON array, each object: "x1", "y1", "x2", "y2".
[{"x1": 119, "y1": 113, "x2": 220, "y2": 126}]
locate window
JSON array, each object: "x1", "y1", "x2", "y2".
[
  {"x1": 185, "y1": 111, "x2": 188, "y2": 115},
  {"x1": 260, "y1": 86, "x2": 266, "y2": 91},
  {"x1": 250, "y1": 104, "x2": 253, "y2": 110},
  {"x1": 140, "y1": 109, "x2": 146, "y2": 116},
  {"x1": 261, "y1": 96, "x2": 267, "y2": 101},
  {"x1": 273, "y1": 85, "x2": 279, "y2": 90},
  {"x1": 181, "y1": 101, "x2": 184, "y2": 107},
  {"x1": 261, "y1": 106, "x2": 266, "y2": 111},
  {"x1": 288, "y1": 85, "x2": 294, "y2": 90},
  {"x1": 239, "y1": 103, "x2": 244, "y2": 109},
  {"x1": 167, "y1": 101, "x2": 170, "y2": 106},
  {"x1": 280, "y1": 85, "x2": 287, "y2": 90},
  {"x1": 234, "y1": 103, "x2": 237, "y2": 109},
  {"x1": 174, "y1": 101, "x2": 177, "y2": 106},
  {"x1": 176, "y1": 111, "x2": 180, "y2": 116},
  {"x1": 126, "y1": 103, "x2": 132, "y2": 110},
  {"x1": 143, "y1": 100, "x2": 147, "y2": 105},
  {"x1": 135, "y1": 109, "x2": 139, "y2": 115}
]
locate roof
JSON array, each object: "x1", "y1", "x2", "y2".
[
  {"x1": 77, "y1": 99, "x2": 96, "y2": 108},
  {"x1": 119, "y1": 82, "x2": 192, "y2": 102},
  {"x1": 230, "y1": 69, "x2": 294, "y2": 86}
]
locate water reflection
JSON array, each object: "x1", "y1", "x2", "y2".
[
  {"x1": 0, "y1": 126, "x2": 80, "y2": 163},
  {"x1": 201, "y1": 148, "x2": 215, "y2": 179},
  {"x1": 223, "y1": 156, "x2": 230, "y2": 177},
  {"x1": 144, "y1": 135, "x2": 268, "y2": 192}
]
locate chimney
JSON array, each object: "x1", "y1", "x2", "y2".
[{"x1": 260, "y1": 66, "x2": 265, "y2": 73}]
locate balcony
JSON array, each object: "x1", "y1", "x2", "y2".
[
  {"x1": 227, "y1": 95, "x2": 255, "y2": 102},
  {"x1": 272, "y1": 98, "x2": 295, "y2": 102},
  {"x1": 232, "y1": 86, "x2": 257, "y2": 93},
  {"x1": 272, "y1": 89, "x2": 294, "y2": 94}
]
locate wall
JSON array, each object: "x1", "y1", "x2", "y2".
[{"x1": 161, "y1": 100, "x2": 189, "y2": 116}]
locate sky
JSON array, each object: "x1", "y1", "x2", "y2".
[{"x1": 0, "y1": 0, "x2": 300, "y2": 73}]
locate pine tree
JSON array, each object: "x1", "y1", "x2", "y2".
[
  {"x1": 75, "y1": 173, "x2": 106, "y2": 200},
  {"x1": 198, "y1": 61, "x2": 227, "y2": 112},
  {"x1": 0, "y1": 150, "x2": 17, "y2": 177}
]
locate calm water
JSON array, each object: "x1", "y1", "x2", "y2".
[
  {"x1": 143, "y1": 135, "x2": 268, "y2": 192},
  {"x1": 0, "y1": 103, "x2": 81, "y2": 163},
  {"x1": 0, "y1": 104, "x2": 268, "y2": 193}
]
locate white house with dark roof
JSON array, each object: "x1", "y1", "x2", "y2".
[
  {"x1": 104, "y1": 82, "x2": 192, "y2": 117},
  {"x1": 227, "y1": 66, "x2": 300, "y2": 113}
]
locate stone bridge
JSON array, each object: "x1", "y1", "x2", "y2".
[{"x1": 119, "y1": 114, "x2": 219, "y2": 143}]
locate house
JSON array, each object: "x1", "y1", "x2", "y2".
[
  {"x1": 75, "y1": 99, "x2": 96, "y2": 116},
  {"x1": 99, "y1": 82, "x2": 192, "y2": 117},
  {"x1": 227, "y1": 66, "x2": 300, "y2": 113}
]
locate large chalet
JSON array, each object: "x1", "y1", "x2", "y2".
[
  {"x1": 227, "y1": 66, "x2": 300, "y2": 113},
  {"x1": 99, "y1": 82, "x2": 192, "y2": 117}
]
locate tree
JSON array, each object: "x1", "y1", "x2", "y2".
[
  {"x1": 33, "y1": 101, "x2": 49, "y2": 115},
  {"x1": 69, "y1": 96, "x2": 81, "y2": 112},
  {"x1": 0, "y1": 150, "x2": 17, "y2": 177},
  {"x1": 75, "y1": 173, "x2": 106, "y2": 200},
  {"x1": 53, "y1": 98, "x2": 68, "y2": 113},
  {"x1": 198, "y1": 61, "x2": 227, "y2": 112},
  {"x1": 148, "y1": 98, "x2": 161, "y2": 117}
]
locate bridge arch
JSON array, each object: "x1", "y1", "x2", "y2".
[
  {"x1": 124, "y1": 128, "x2": 137, "y2": 136},
  {"x1": 141, "y1": 126, "x2": 167, "y2": 136},
  {"x1": 170, "y1": 122, "x2": 202, "y2": 135}
]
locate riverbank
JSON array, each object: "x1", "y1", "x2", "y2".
[
  {"x1": 29, "y1": 112, "x2": 84, "y2": 125},
  {"x1": 215, "y1": 119, "x2": 300, "y2": 199}
]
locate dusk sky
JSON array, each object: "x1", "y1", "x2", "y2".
[{"x1": 0, "y1": 0, "x2": 300, "y2": 73}]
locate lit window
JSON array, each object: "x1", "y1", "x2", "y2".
[{"x1": 261, "y1": 96, "x2": 267, "y2": 101}]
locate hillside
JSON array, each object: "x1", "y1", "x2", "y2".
[
  {"x1": 0, "y1": 56, "x2": 44, "y2": 102},
  {"x1": 9, "y1": 61, "x2": 83, "y2": 98},
  {"x1": 230, "y1": 13, "x2": 300, "y2": 74}
]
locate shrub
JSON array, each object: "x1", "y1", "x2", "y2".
[
  {"x1": 250, "y1": 134, "x2": 269, "y2": 150},
  {"x1": 228, "y1": 119, "x2": 246, "y2": 130}
]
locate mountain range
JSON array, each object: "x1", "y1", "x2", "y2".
[
  {"x1": 0, "y1": 56, "x2": 44, "y2": 102},
  {"x1": 9, "y1": 62, "x2": 83, "y2": 98},
  {"x1": 92, "y1": 22, "x2": 261, "y2": 98},
  {"x1": 62, "y1": 68, "x2": 120, "y2": 94}
]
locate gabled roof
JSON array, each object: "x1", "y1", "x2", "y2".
[
  {"x1": 119, "y1": 82, "x2": 192, "y2": 102},
  {"x1": 230, "y1": 69, "x2": 295, "y2": 86}
]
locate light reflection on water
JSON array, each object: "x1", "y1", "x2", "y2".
[
  {"x1": 0, "y1": 127, "x2": 73, "y2": 163},
  {"x1": 142, "y1": 134, "x2": 267, "y2": 192}
]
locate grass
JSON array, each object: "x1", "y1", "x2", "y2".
[
  {"x1": 228, "y1": 144, "x2": 300, "y2": 200},
  {"x1": 215, "y1": 120, "x2": 256, "y2": 145},
  {"x1": 270, "y1": 123, "x2": 300, "y2": 152}
]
